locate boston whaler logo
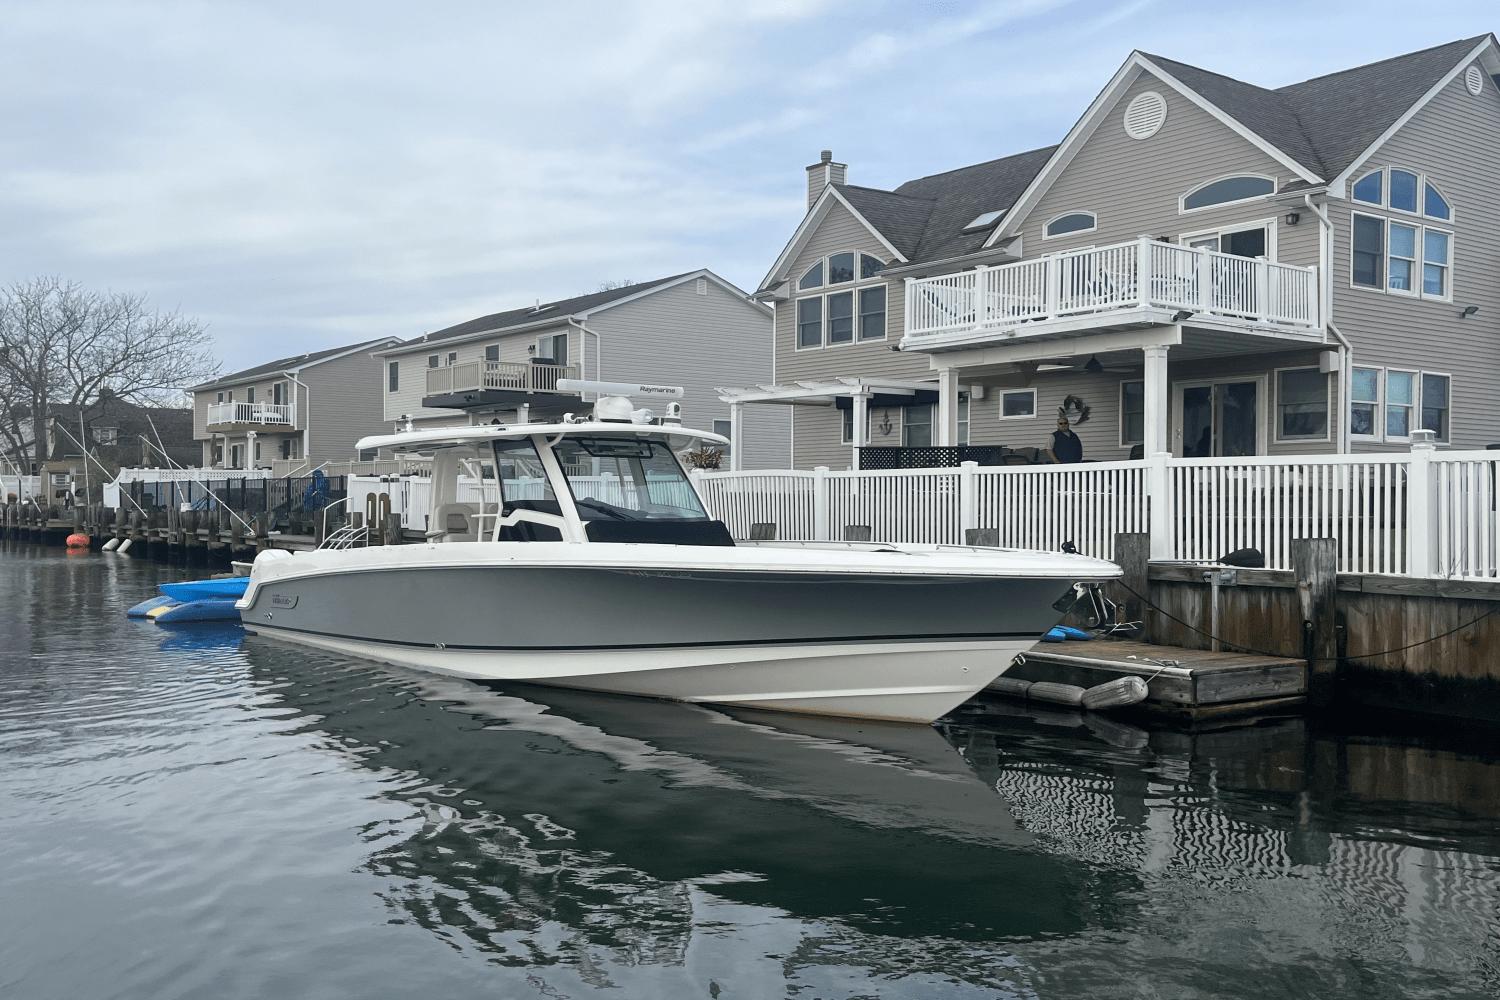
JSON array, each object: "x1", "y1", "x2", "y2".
[{"x1": 270, "y1": 593, "x2": 298, "y2": 609}]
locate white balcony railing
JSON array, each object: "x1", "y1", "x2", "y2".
[
  {"x1": 904, "y1": 237, "x2": 1320, "y2": 343},
  {"x1": 206, "y1": 401, "x2": 295, "y2": 427},
  {"x1": 426, "y1": 360, "x2": 582, "y2": 396}
]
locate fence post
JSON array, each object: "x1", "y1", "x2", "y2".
[
  {"x1": 1407, "y1": 433, "x2": 1435, "y2": 577},
  {"x1": 813, "y1": 466, "x2": 831, "y2": 542},
  {"x1": 1147, "y1": 451, "x2": 1172, "y2": 560},
  {"x1": 959, "y1": 461, "x2": 978, "y2": 541}
]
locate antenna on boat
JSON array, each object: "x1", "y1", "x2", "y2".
[{"x1": 555, "y1": 379, "x2": 685, "y2": 425}]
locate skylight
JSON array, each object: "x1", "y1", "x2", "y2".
[{"x1": 964, "y1": 209, "x2": 1005, "y2": 230}]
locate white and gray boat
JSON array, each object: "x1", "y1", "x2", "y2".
[{"x1": 237, "y1": 384, "x2": 1118, "y2": 723}]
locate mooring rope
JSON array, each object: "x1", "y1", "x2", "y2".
[{"x1": 1109, "y1": 579, "x2": 1500, "y2": 664}]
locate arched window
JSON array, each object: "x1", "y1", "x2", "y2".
[
  {"x1": 1349, "y1": 167, "x2": 1453, "y2": 222},
  {"x1": 1181, "y1": 175, "x2": 1275, "y2": 212},
  {"x1": 1043, "y1": 211, "x2": 1097, "y2": 239},
  {"x1": 1352, "y1": 170, "x2": 1382, "y2": 205},
  {"x1": 793, "y1": 251, "x2": 889, "y2": 349}
]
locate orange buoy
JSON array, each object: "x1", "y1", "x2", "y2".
[{"x1": 65, "y1": 533, "x2": 90, "y2": 549}]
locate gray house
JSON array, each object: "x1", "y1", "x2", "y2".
[
  {"x1": 736, "y1": 36, "x2": 1500, "y2": 469},
  {"x1": 376, "y1": 269, "x2": 789, "y2": 469},
  {"x1": 189, "y1": 337, "x2": 401, "y2": 473}
]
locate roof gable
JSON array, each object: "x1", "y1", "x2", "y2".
[
  {"x1": 990, "y1": 53, "x2": 1324, "y2": 245},
  {"x1": 758, "y1": 185, "x2": 911, "y2": 291},
  {"x1": 1284, "y1": 35, "x2": 1496, "y2": 191},
  {"x1": 193, "y1": 336, "x2": 400, "y2": 392}
]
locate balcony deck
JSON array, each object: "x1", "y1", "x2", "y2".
[
  {"x1": 901, "y1": 237, "x2": 1322, "y2": 353},
  {"x1": 423, "y1": 360, "x2": 583, "y2": 414},
  {"x1": 205, "y1": 401, "x2": 297, "y2": 432}
]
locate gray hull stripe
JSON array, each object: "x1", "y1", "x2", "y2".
[{"x1": 250, "y1": 623, "x2": 1042, "y2": 651}]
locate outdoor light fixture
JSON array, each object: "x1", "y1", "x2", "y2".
[
  {"x1": 1284, "y1": 211, "x2": 1300, "y2": 226},
  {"x1": 1084, "y1": 355, "x2": 1104, "y2": 374},
  {"x1": 1460, "y1": 305, "x2": 1479, "y2": 319},
  {"x1": 1171, "y1": 309, "x2": 1195, "y2": 323}
]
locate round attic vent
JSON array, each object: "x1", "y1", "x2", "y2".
[
  {"x1": 1123, "y1": 91, "x2": 1167, "y2": 140},
  {"x1": 1465, "y1": 65, "x2": 1484, "y2": 97}
]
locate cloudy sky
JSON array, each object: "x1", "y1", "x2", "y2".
[{"x1": 1, "y1": 0, "x2": 1491, "y2": 374}]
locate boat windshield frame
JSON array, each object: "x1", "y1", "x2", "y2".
[{"x1": 547, "y1": 435, "x2": 711, "y2": 524}]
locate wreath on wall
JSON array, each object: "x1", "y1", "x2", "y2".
[{"x1": 1058, "y1": 394, "x2": 1091, "y2": 426}]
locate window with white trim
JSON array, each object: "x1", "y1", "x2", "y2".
[
  {"x1": 1120, "y1": 380, "x2": 1144, "y2": 447},
  {"x1": 902, "y1": 405, "x2": 933, "y2": 447},
  {"x1": 1351, "y1": 211, "x2": 1452, "y2": 301},
  {"x1": 427, "y1": 354, "x2": 439, "y2": 368},
  {"x1": 1420, "y1": 373, "x2": 1450, "y2": 442},
  {"x1": 1385, "y1": 370, "x2": 1415, "y2": 439},
  {"x1": 1275, "y1": 368, "x2": 1329, "y2": 441},
  {"x1": 387, "y1": 361, "x2": 399, "y2": 392},
  {"x1": 840, "y1": 407, "x2": 872, "y2": 444},
  {"x1": 793, "y1": 250, "x2": 889, "y2": 349},
  {"x1": 484, "y1": 344, "x2": 500, "y2": 362},
  {"x1": 957, "y1": 392, "x2": 970, "y2": 446},
  {"x1": 998, "y1": 388, "x2": 1037, "y2": 420},
  {"x1": 712, "y1": 419, "x2": 732, "y2": 461},
  {"x1": 1180, "y1": 175, "x2": 1275, "y2": 212},
  {"x1": 1349, "y1": 367, "x2": 1380, "y2": 438},
  {"x1": 1044, "y1": 211, "x2": 1097, "y2": 239}
]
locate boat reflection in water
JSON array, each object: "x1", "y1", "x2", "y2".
[
  {"x1": 240, "y1": 636, "x2": 1114, "y2": 992},
  {"x1": 236, "y1": 635, "x2": 1500, "y2": 997}
]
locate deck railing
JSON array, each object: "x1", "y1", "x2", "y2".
[
  {"x1": 693, "y1": 447, "x2": 1500, "y2": 582},
  {"x1": 205, "y1": 401, "x2": 295, "y2": 427},
  {"x1": 904, "y1": 236, "x2": 1320, "y2": 341},
  {"x1": 426, "y1": 361, "x2": 581, "y2": 396}
]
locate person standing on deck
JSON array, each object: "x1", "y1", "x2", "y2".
[{"x1": 1047, "y1": 416, "x2": 1083, "y2": 464}]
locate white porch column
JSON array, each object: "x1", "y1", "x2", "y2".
[
  {"x1": 1142, "y1": 344, "x2": 1170, "y2": 457},
  {"x1": 244, "y1": 432, "x2": 257, "y2": 471},
  {"x1": 935, "y1": 367, "x2": 961, "y2": 447},
  {"x1": 728, "y1": 402, "x2": 743, "y2": 472},
  {"x1": 851, "y1": 393, "x2": 869, "y2": 471}
]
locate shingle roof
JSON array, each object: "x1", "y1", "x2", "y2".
[
  {"x1": 893, "y1": 145, "x2": 1058, "y2": 262},
  {"x1": 1143, "y1": 54, "x2": 1326, "y2": 176},
  {"x1": 832, "y1": 184, "x2": 934, "y2": 259},
  {"x1": 193, "y1": 337, "x2": 396, "y2": 390},
  {"x1": 414, "y1": 273, "x2": 693, "y2": 346},
  {"x1": 1273, "y1": 35, "x2": 1488, "y2": 180},
  {"x1": 1147, "y1": 37, "x2": 1489, "y2": 182},
  {"x1": 785, "y1": 37, "x2": 1488, "y2": 276}
]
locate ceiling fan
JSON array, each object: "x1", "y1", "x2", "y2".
[{"x1": 1066, "y1": 354, "x2": 1140, "y2": 375}]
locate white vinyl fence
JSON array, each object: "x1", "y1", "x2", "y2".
[{"x1": 694, "y1": 446, "x2": 1500, "y2": 582}]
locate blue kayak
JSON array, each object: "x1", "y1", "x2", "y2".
[
  {"x1": 153, "y1": 599, "x2": 242, "y2": 624},
  {"x1": 158, "y1": 577, "x2": 248, "y2": 602}
]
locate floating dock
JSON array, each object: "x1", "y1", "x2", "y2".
[{"x1": 1006, "y1": 638, "x2": 1307, "y2": 721}]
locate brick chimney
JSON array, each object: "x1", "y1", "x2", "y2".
[{"x1": 805, "y1": 149, "x2": 847, "y2": 210}]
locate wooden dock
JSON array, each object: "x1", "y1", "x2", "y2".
[{"x1": 1006, "y1": 638, "x2": 1307, "y2": 720}]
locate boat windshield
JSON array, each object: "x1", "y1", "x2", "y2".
[{"x1": 551, "y1": 436, "x2": 709, "y2": 521}]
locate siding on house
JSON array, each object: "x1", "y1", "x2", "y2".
[
  {"x1": 380, "y1": 323, "x2": 575, "y2": 425},
  {"x1": 1326, "y1": 68, "x2": 1500, "y2": 452},
  {"x1": 1013, "y1": 70, "x2": 1319, "y2": 272},
  {"x1": 774, "y1": 200, "x2": 926, "y2": 467},
  {"x1": 584, "y1": 278, "x2": 788, "y2": 470},
  {"x1": 303, "y1": 349, "x2": 393, "y2": 463}
]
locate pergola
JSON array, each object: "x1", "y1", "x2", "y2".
[{"x1": 715, "y1": 376, "x2": 951, "y2": 471}]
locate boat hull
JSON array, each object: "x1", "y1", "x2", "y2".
[{"x1": 239, "y1": 561, "x2": 1083, "y2": 724}]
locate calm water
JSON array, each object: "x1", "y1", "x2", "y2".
[{"x1": 2, "y1": 547, "x2": 1498, "y2": 999}]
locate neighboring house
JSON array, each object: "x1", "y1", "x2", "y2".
[
  {"x1": 375, "y1": 269, "x2": 788, "y2": 469},
  {"x1": 4, "y1": 394, "x2": 198, "y2": 500},
  {"x1": 739, "y1": 36, "x2": 1500, "y2": 469},
  {"x1": 188, "y1": 337, "x2": 401, "y2": 472},
  {"x1": 2, "y1": 394, "x2": 196, "y2": 470}
]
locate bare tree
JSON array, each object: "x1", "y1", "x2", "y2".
[
  {"x1": 0, "y1": 277, "x2": 218, "y2": 465},
  {"x1": 595, "y1": 278, "x2": 637, "y2": 292}
]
